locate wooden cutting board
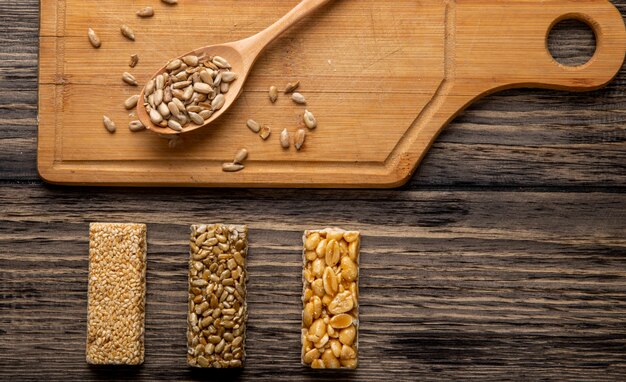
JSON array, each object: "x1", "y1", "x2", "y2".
[{"x1": 38, "y1": 0, "x2": 626, "y2": 188}]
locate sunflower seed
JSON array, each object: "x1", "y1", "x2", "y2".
[
  {"x1": 172, "y1": 89, "x2": 184, "y2": 100},
  {"x1": 280, "y1": 128, "x2": 290, "y2": 149},
  {"x1": 193, "y1": 82, "x2": 213, "y2": 94},
  {"x1": 213, "y1": 73, "x2": 222, "y2": 87},
  {"x1": 221, "y1": 72, "x2": 238, "y2": 83},
  {"x1": 155, "y1": 74, "x2": 164, "y2": 89},
  {"x1": 189, "y1": 112, "x2": 204, "y2": 125},
  {"x1": 220, "y1": 82, "x2": 230, "y2": 94},
  {"x1": 164, "y1": 87, "x2": 173, "y2": 103},
  {"x1": 284, "y1": 81, "x2": 300, "y2": 94},
  {"x1": 149, "y1": 109, "x2": 163, "y2": 124},
  {"x1": 246, "y1": 119, "x2": 260, "y2": 133},
  {"x1": 183, "y1": 55, "x2": 199, "y2": 67},
  {"x1": 295, "y1": 129, "x2": 306, "y2": 150},
  {"x1": 233, "y1": 149, "x2": 248, "y2": 164},
  {"x1": 199, "y1": 110, "x2": 213, "y2": 120},
  {"x1": 154, "y1": 89, "x2": 164, "y2": 106},
  {"x1": 199, "y1": 70, "x2": 213, "y2": 83},
  {"x1": 168, "y1": 119, "x2": 183, "y2": 132},
  {"x1": 172, "y1": 80, "x2": 190, "y2": 89},
  {"x1": 129, "y1": 54, "x2": 139, "y2": 68},
  {"x1": 87, "y1": 28, "x2": 101, "y2": 48},
  {"x1": 292, "y1": 92, "x2": 306, "y2": 104},
  {"x1": 212, "y1": 56, "x2": 231, "y2": 69},
  {"x1": 259, "y1": 125, "x2": 271, "y2": 140},
  {"x1": 103, "y1": 115, "x2": 116, "y2": 133},
  {"x1": 175, "y1": 114, "x2": 189, "y2": 126},
  {"x1": 222, "y1": 163, "x2": 244, "y2": 172},
  {"x1": 172, "y1": 98, "x2": 186, "y2": 113},
  {"x1": 175, "y1": 71, "x2": 189, "y2": 81},
  {"x1": 145, "y1": 79, "x2": 155, "y2": 96},
  {"x1": 304, "y1": 110, "x2": 317, "y2": 129},
  {"x1": 166, "y1": 59, "x2": 182, "y2": 71},
  {"x1": 168, "y1": 102, "x2": 182, "y2": 118},
  {"x1": 183, "y1": 86, "x2": 194, "y2": 101},
  {"x1": 124, "y1": 95, "x2": 139, "y2": 110},
  {"x1": 123, "y1": 72, "x2": 138, "y2": 86},
  {"x1": 158, "y1": 102, "x2": 171, "y2": 118},
  {"x1": 120, "y1": 25, "x2": 135, "y2": 41},
  {"x1": 212, "y1": 94, "x2": 225, "y2": 110},
  {"x1": 136, "y1": 6, "x2": 154, "y2": 17},
  {"x1": 269, "y1": 86, "x2": 278, "y2": 103},
  {"x1": 129, "y1": 120, "x2": 146, "y2": 132}
]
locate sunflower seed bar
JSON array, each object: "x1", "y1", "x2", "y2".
[
  {"x1": 188, "y1": 224, "x2": 248, "y2": 368},
  {"x1": 86, "y1": 223, "x2": 147, "y2": 365},
  {"x1": 302, "y1": 228, "x2": 360, "y2": 369}
]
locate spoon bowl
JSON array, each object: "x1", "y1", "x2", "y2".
[{"x1": 137, "y1": 0, "x2": 332, "y2": 135}]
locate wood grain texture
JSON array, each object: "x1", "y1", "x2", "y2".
[
  {"x1": 35, "y1": 0, "x2": 626, "y2": 187},
  {"x1": 1, "y1": 0, "x2": 626, "y2": 380}
]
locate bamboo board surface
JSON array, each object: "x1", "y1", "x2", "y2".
[{"x1": 38, "y1": 0, "x2": 626, "y2": 187}]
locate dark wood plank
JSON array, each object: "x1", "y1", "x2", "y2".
[{"x1": 1, "y1": 186, "x2": 626, "y2": 380}]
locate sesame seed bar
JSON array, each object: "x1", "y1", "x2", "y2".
[
  {"x1": 86, "y1": 223, "x2": 147, "y2": 365},
  {"x1": 302, "y1": 228, "x2": 360, "y2": 369},
  {"x1": 187, "y1": 224, "x2": 248, "y2": 368}
]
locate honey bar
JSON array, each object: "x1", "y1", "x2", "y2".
[
  {"x1": 302, "y1": 228, "x2": 360, "y2": 369},
  {"x1": 187, "y1": 224, "x2": 248, "y2": 368},
  {"x1": 86, "y1": 223, "x2": 147, "y2": 365}
]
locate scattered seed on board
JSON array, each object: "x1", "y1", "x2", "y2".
[
  {"x1": 121, "y1": 25, "x2": 135, "y2": 41},
  {"x1": 222, "y1": 163, "x2": 244, "y2": 172},
  {"x1": 129, "y1": 54, "x2": 139, "y2": 68},
  {"x1": 123, "y1": 72, "x2": 138, "y2": 86},
  {"x1": 269, "y1": 86, "x2": 278, "y2": 103},
  {"x1": 136, "y1": 7, "x2": 154, "y2": 17},
  {"x1": 247, "y1": 119, "x2": 261, "y2": 133},
  {"x1": 303, "y1": 109, "x2": 317, "y2": 129},
  {"x1": 295, "y1": 129, "x2": 306, "y2": 150},
  {"x1": 280, "y1": 128, "x2": 290, "y2": 149},
  {"x1": 292, "y1": 92, "x2": 306, "y2": 105},
  {"x1": 103, "y1": 116, "x2": 116, "y2": 133},
  {"x1": 124, "y1": 95, "x2": 139, "y2": 110},
  {"x1": 233, "y1": 148, "x2": 248, "y2": 164},
  {"x1": 259, "y1": 125, "x2": 271, "y2": 140},
  {"x1": 129, "y1": 120, "x2": 146, "y2": 132},
  {"x1": 285, "y1": 81, "x2": 300, "y2": 94},
  {"x1": 161, "y1": 0, "x2": 178, "y2": 4},
  {"x1": 87, "y1": 28, "x2": 101, "y2": 48}
]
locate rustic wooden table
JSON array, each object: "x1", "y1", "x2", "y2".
[{"x1": 1, "y1": 1, "x2": 625, "y2": 380}]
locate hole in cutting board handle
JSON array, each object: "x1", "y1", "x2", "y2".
[{"x1": 547, "y1": 18, "x2": 597, "y2": 67}]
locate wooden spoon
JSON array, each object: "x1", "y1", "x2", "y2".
[{"x1": 137, "y1": 0, "x2": 332, "y2": 135}]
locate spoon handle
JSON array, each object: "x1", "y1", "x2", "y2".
[{"x1": 240, "y1": 0, "x2": 333, "y2": 59}]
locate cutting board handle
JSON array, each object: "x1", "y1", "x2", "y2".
[{"x1": 453, "y1": 0, "x2": 626, "y2": 93}]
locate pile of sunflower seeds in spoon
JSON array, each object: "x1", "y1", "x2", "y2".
[{"x1": 143, "y1": 55, "x2": 238, "y2": 132}]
